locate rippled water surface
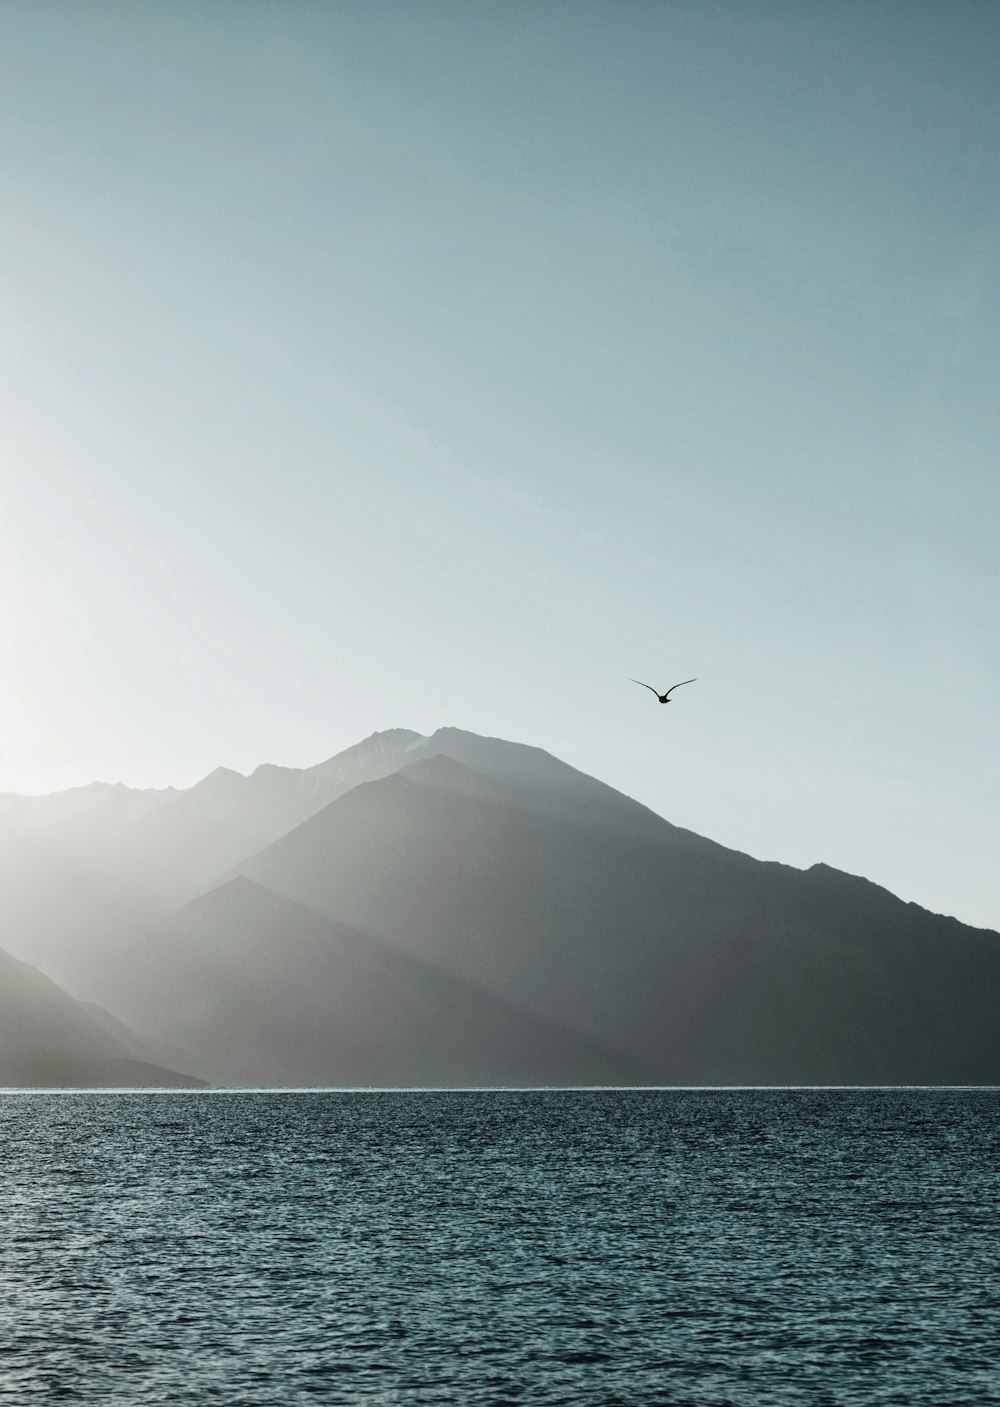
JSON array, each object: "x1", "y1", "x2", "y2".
[{"x1": 2, "y1": 1089, "x2": 999, "y2": 1405}]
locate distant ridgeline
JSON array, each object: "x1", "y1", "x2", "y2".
[{"x1": 2, "y1": 727, "x2": 998, "y2": 1088}]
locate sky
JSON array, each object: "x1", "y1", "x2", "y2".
[{"x1": 1, "y1": 1, "x2": 997, "y2": 928}]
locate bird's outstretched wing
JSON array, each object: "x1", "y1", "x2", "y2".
[
  {"x1": 664, "y1": 678, "x2": 697, "y2": 698},
  {"x1": 630, "y1": 679, "x2": 660, "y2": 695}
]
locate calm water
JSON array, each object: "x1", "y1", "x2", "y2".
[{"x1": 1, "y1": 1089, "x2": 999, "y2": 1405}]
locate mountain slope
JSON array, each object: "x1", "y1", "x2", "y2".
[
  {"x1": 106, "y1": 878, "x2": 641, "y2": 1087},
  {"x1": 235, "y1": 749, "x2": 1000, "y2": 1084},
  {"x1": 0, "y1": 946, "x2": 203, "y2": 1088}
]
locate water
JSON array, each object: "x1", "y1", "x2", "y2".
[{"x1": 1, "y1": 1089, "x2": 998, "y2": 1405}]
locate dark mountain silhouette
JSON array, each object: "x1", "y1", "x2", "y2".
[
  {"x1": 0, "y1": 945, "x2": 203, "y2": 1088},
  {"x1": 3, "y1": 727, "x2": 999, "y2": 1085},
  {"x1": 234, "y1": 736, "x2": 1000, "y2": 1085}
]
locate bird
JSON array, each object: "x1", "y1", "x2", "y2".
[{"x1": 630, "y1": 677, "x2": 697, "y2": 704}]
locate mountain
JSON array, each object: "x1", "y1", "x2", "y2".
[
  {"x1": 0, "y1": 727, "x2": 626, "y2": 950},
  {"x1": 233, "y1": 735, "x2": 1000, "y2": 1085},
  {"x1": 3, "y1": 726, "x2": 999, "y2": 1086},
  {"x1": 0, "y1": 945, "x2": 203, "y2": 1088},
  {"x1": 0, "y1": 730, "x2": 433, "y2": 981},
  {"x1": 109, "y1": 730, "x2": 430, "y2": 903},
  {"x1": 0, "y1": 779, "x2": 176, "y2": 836},
  {"x1": 105, "y1": 877, "x2": 640, "y2": 1088}
]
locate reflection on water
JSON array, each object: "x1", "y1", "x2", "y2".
[{"x1": 1, "y1": 1088, "x2": 998, "y2": 1405}]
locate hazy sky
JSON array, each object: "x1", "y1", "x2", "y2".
[{"x1": 1, "y1": 2, "x2": 998, "y2": 927}]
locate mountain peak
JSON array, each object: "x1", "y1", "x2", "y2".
[
  {"x1": 353, "y1": 728, "x2": 426, "y2": 755},
  {"x1": 193, "y1": 765, "x2": 246, "y2": 789},
  {"x1": 311, "y1": 729, "x2": 425, "y2": 780}
]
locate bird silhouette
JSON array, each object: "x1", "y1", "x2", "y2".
[{"x1": 631, "y1": 677, "x2": 697, "y2": 704}]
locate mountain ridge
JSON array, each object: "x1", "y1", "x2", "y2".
[
  {"x1": 2, "y1": 726, "x2": 997, "y2": 1086},
  {"x1": 6, "y1": 726, "x2": 988, "y2": 929}
]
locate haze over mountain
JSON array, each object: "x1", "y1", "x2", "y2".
[
  {"x1": 104, "y1": 877, "x2": 639, "y2": 1089},
  {"x1": 2, "y1": 727, "x2": 998, "y2": 1087},
  {"x1": 0, "y1": 945, "x2": 202, "y2": 1088},
  {"x1": 0, "y1": 729, "x2": 428, "y2": 982}
]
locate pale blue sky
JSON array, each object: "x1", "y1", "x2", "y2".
[{"x1": 1, "y1": 2, "x2": 998, "y2": 926}]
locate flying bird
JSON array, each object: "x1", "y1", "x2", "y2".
[{"x1": 631, "y1": 677, "x2": 697, "y2": 704}]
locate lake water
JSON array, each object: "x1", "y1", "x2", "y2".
[{"x1": 1, "y1": 1088, "x2": 998, "y2": 1405}]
